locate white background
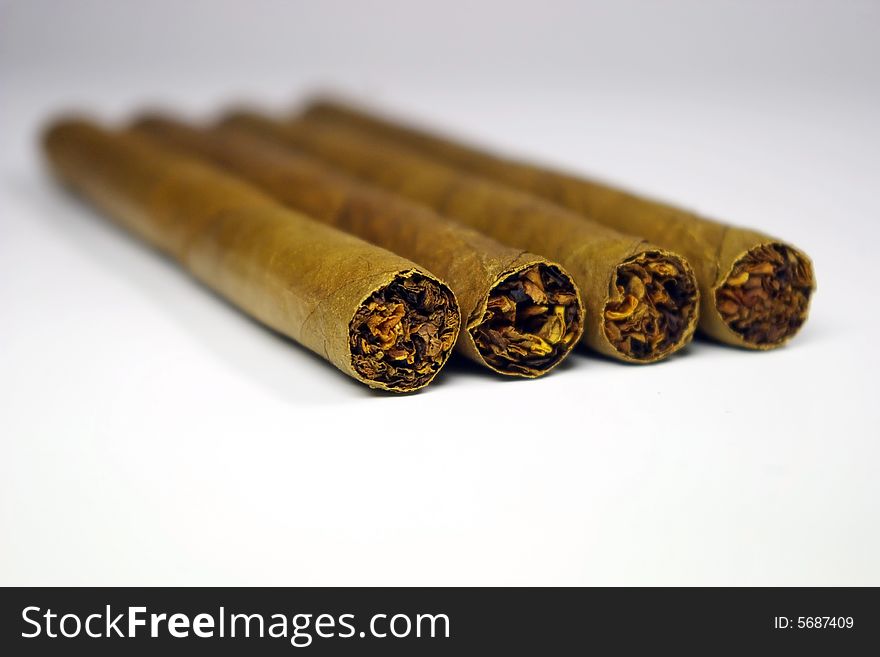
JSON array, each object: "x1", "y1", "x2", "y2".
[{"x1": 1, "y1": 0, "x2": 878, "y2": 585}]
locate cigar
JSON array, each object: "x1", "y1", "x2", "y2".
[
  {"x1": 303, "y1": 99, "x2": 816, "y2": 350},
  {"x1": 42, "y1": 118, "x2": 460, "y2": 392},
  {"x1": 221, "y1": 112, "x2": 700, "y2": 364},
  {"x1": 130, "y1": 115, "x2": 584, "y2": 377}
]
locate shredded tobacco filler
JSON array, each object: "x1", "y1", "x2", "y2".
[
  {"x1": 131, "y1": 116, "x2": 584, "y2": 377},
  {"x1": 43, "y1": 119, "x2": 460, "y2": 392},
  {"x1": 303, "y1": 99, "x2": 815, "y2": 349},
  {"x1": 223, "y1": 112, "x2": 700, "y2": 364}
]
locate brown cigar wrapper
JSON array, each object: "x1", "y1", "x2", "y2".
[
  {"x1": 130, "y1": 116, "x2": 584, "y2": 377},
  {"x1": 303, "y1": 99, "x2": 815, "y2": 349},
  {"x1": 42, "y1": 119, "x2": 460, "y2": 392},
  {"x1": 222, "y1": 111, "x2": 699, "y2": 364}
]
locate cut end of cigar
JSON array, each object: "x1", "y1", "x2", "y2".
[
  {"x1": 603, "y1": 251, "x2": 699, "y2": 362},
  {"x1": 471, "y1": 263, "x2": 583, "y2": 377},
  {"x1": 349, "y1": 271, "x2": 459, "y2": 391},
  {"x1": 715, "y1": 242, "x2": 814, "y2": 348}
]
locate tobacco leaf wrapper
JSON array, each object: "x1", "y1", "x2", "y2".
[
  {"x1": 131, "y1": 116, "x2": 584, "y2": 377},
  {"x1": 304, "y1": 99, "x2": 815, "y2": 349},
  {"x1": 43, "y1": 119, "x2": 460, "y2": 392},
  {"x1": 223, "y1": 112, "x2": 700, "y2": 364}
]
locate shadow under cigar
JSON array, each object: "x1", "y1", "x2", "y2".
[{"x1": 434, "y1": 342, "x2": 583, "y2": 385}]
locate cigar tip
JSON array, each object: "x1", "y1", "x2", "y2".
[
  {"x1": 300, "y1": 91, "x2": 353, "y2": 114},
  {"x1": 39, "y1": 113, "x2": 103, "y2": 154},
  {"x1": 215, "y1": 105, "x2": 264, "y2": 128},
  {"x1": 129, "y1": 110, "x2": 176, "y2": 132},
  {"x1": 350, "y1": 270, "x2": 460, "y2": 392},
  {"x1": 715, "y1": 241, "x2": 815, "y2": 349},
  {"x1": 471, "y1": 261, "x2": 584, "y2": 377},
  {"x1": 603, "y1": 249, "x2": 699, "y2": 362}
]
